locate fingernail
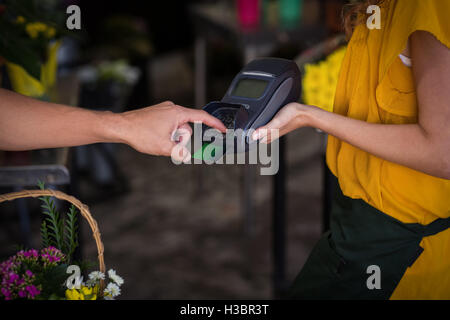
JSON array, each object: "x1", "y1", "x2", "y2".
[{"x1": 252, "y1": 131, "x2": 260, "y2": 141}]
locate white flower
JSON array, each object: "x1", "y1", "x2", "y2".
[
  {"x1": 88, "y1": 271, "x2": 105, "y2": 281},
  {"x1": 104, "y1": 282, "x2": 121, "y2": 298},
  {"x1": 85, "y1": 279, "x2": 97, "y2": 287},
  {"x1": 108, "y1": 269, "x2": 124, "y2": 286}
]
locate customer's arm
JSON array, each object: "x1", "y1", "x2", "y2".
[
  {"x1": 253, "y1": 30, "x2": 450, "y2": 179},
  {"x1": 0, "y1": 88, "x2": 226, "y2": 158}
]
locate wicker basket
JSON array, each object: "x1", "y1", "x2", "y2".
[{"x1": 0, "y1": 189, "x2": 105, "y2": 294}]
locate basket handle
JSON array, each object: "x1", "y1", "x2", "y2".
[{"x1": 0, "y1": 189, "x2": 105, "y2": 292}]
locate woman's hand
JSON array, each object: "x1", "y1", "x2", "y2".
[
  {"x1": 114, "y1": 101, "x2": 226, "y2": 161},
  {"x1": 252, "y1": 102, "x2": 314, "y2": 143}
]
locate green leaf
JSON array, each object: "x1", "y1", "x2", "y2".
[
  {"x1": 38, "y1": 184, "x2": 63, "y2": 250},
  {"x1": 64, "y1": 205, "x2": 79, "y2": 262},
  {"x1": 41, "y1": 220, "x2": 50, "y2": 248},
  {"x1": 37, "y1": 182, "x2": 80, "y2": 262},
  {"x1": 39, "y1": 264, "x2": 69, "y2": 299}
]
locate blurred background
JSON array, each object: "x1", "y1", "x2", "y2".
[{"x1": 0, "y1": 0, "x2": 347, "y2": 299}]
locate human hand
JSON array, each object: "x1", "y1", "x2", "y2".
[
  {"x1": 115, "y1": 101, "x2": 226, "y2": 161},
  {"x1": 252, "y1": 102, "x2": 314, "y2": 144}
]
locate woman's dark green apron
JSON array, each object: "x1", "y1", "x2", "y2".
[{"x1": 288, "y1": 175, "x2": 450, "y2": 300}]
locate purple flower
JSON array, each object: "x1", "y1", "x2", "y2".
[
  {"x1": 0, "y1": 256, "x2": 19, "y2": 276},
  {"x1": 40, "y1": 246, "x2": 65, "y2": 267},
  {"x1": 0, "y1": 249, "x2": 50, "y2": 299},
  {"x1": 25, "y1": 285, "x2": 40, "y2": 299},
  {"x1": 1, "y1": 287, "x2": 11, "y2": 298},
  {"x1": 18, "y1": 289, "x2": 27, "y2": 298},
  {"x1": 23, "y1": 249, "x2": 38, "y2": 258},
  {"x1": 16, "y1": 249, "x2": 39, "y2": 263},
  {"x1": 8, "y1": 272, "x2": 19, "y2": 283}
]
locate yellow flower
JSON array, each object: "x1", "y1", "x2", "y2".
[
  {"x1": 65, "y1": 286, "x2": 98, "y2": 300},
  {"x1": 16, "y1": 16, "x2": 26, "y2": 24},
  {"x1": 46, "y1": 27, "x2": 56, "y2": 39},
  {"x1": 80, "y1": 286, "x2": 97, "y2": 299},
  {"x1": 25, "y1": 22, "x2": 48, "y2": 39},
  {"x1": 65, "y1": 289, "x2": 83, "y2": 300},
  {"x1": 92, "y1": 284, "x2": 99, "y2": 295},
  {"x1": 302, "y1": 46, "x2": 347, "y2": 112}
]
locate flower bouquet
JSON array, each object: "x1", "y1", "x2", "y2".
[
  {"x1": 0, "y1": 0, "x2": 68, "y2": 98},
  {"x1": 0, "y1": 184, "x2": 123, "y2": 300}
]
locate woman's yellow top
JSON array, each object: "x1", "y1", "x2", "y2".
[{"x1": 326, "y1": 0, "x2": 450, "y2": 299}]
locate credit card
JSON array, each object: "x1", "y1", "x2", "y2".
[{"x1": 192, "y1": 142, "x2": 224, "y2": 161}]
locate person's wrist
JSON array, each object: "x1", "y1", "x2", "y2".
[
  {"x1": 294, "y1": 103, "x2": 316, "y2": 127},
  {"x1": 96, "y1": 111, "x2": 129, "y2": 145}
]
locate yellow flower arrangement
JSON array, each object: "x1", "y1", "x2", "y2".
[
  {"x1": 5, "y1": 40, "x2": 61, "y2": 98},
  {"x1": 5, "y1": 18, "x2": 60, "y2": 98},
  {"x1": 65, "y1": 285, "x2": 99, "y2": 300},
  {"x1": 25, "y1": 22, "x2": 56, "y2": 40},
  {"x1": 64, "y1": 269, "x2": 124, "y2": 300},
  {"x1": 302, "y1": 46, "x2": 347, "y2": 112},
  {"x1": 0, "y1": 0, "x2": 65, "y2": 87}
]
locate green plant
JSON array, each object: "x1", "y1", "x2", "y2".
[{"x1": 37, "y1": 181, "x2": 79, "y2": 264}]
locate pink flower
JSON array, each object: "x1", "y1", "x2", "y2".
[
  {"x1": 25, "y1": 285, "x2": 40, "y2": 299},
  {"x1": 17, "y1": 249, "x2": 38, "y2": 261},
  {"x1": 0, "y1": 248, "x2": 49, "y2": 299},
  {"x1": 1, "y1": 287, "x2": 11, "y2": 299},
  {"x1": 8, "y1": 272, "x2": 19, "y2": 283},
  {"x1": 40, "y1": 246, "x2": 65, "y2": 267},
  {"x1": 18, "y1": 289, "x2": 27, "y2": 298}
]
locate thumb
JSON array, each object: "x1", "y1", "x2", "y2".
[{"x1": 252, "y1": 118, "x2": 281, "y2": 142}]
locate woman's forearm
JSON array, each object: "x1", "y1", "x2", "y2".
[
  {"x1": 304, "y1": 105, "x2": 450, "y2": 179},
  {"x1": 0, "y1": 88, "x2": 122, "y2": 151}
]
